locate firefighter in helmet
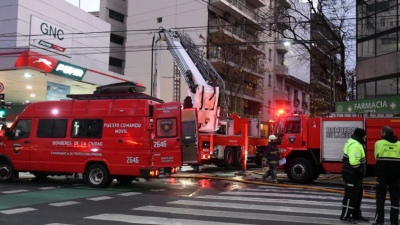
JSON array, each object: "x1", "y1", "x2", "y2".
[
  {"x1": 340, "y1": 128, "x2": 369, "y2": 224},
  {"x1": 262, "y1": 134, "x2": 280, "y2": 184}
]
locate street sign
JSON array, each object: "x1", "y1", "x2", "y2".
[
  {"x1": 0, "y1": 82, "x2": 4, "y2": 93},
  {"x1": 0, "y1": 93, "x2": 4, "y2": 100}
]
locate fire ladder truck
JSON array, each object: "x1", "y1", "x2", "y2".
[{"x1": 157, "y1": 28, "x2": 269, "y2": 169}]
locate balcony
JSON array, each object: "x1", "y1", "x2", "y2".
[
  {"x1": 209, "y1": 0, "x2": 265, "y2": 31},
  {"x1": 247, "y1": 0, "x2": 266, "y2": 8},
  {"x1": 311, "y1": 75, "x2": 331, "y2": 88},
  {"x1": 275, "y1": 64, "x2": 288, "y2": 75},
  {"x1": 209, "y1": 19, "x2": 264, "y2": 55},
  {"x1": 209, "y1": 19, "x2": 245, "y2": 40},
  {"x1": 208, "y1": 46, "x2": 265, "y2": 78}
]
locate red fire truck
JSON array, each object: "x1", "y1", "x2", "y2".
[
  {"x1": 0, "y1": 82, "x2": 183, "y2": 187},
  {"x1": 273, "y1": 113, "x2": 400, "y2": 184},
  {"x1": 158, "y1": 28, "x2": 270, "y2": 169}
]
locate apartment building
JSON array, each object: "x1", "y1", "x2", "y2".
[
  {"x1": 94, "y1": 0, "x2": 312, "y2": 121},
  {"x1": 310, "y1": 12, "x2": 341, "y2": 114}
]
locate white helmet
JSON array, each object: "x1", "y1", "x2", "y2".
[{"x1": 268, "y1": 134, "x2": 277, "y2": 141}]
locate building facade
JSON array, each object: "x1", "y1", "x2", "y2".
[{"x1": 357, "y1": 0, "x2": 400, "y2": 99}]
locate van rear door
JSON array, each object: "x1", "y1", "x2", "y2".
[{"x1": 152, "y1": 102, "x2": 182, "y2": 169}]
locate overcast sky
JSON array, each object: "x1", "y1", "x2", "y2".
[{"x1": 64, "y1": 0, "x2": 100, "y2": 12}]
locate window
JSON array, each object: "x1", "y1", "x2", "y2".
[
  {"x1": 181, "y1": 121, "x2": 196, "y2": 143},
  {"x1": 12, "y1": 119, "x2": 32, "y2": 138},
  {"x1": 72, "y1": 119, "x2": 103, "y2": 138},
  {"x1": 294, "y1": 89, "x2": 298, "y2": 99},
  {"x1": 110, "y1": 33, "x2": 124, "y2": 45},
  {"x1": 109, "y1": 9, "x2": 125, "y2": 23},
  {"x1": 285, "y1": 116, "x2": 301, "y2": 133},
  {"x1": 156, "y1": 118, "x2": 177, "y2": 138},
  {"x1": 377, "y1": 77, "x2": 397, "y2": 97},
  {"x1": 268, "y1": 74, "x2": 271, "y2": 87},
  {"x1": 277, "y1": 52, "x2": 284, "y2": 65},
  {"x1": 37, "y1": 119, "x2": 67, "y2": 138},
  {"x1": 157, "y1": 17, "x2": 162, "y2": 23},
  {"x1": 366, "y1": 81, "x2": 376, "y2": 98},
  {"x1": 109, "y1": 57, "x2": 124, "y2": 68},
  {"x1": 268, "y1": 48, "x2": 272, "y2": 60}
]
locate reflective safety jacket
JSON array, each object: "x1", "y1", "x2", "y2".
[
  {"x1": 342, "y1": 137, "x2": 366, "y2": 178},
  {"x1": 375, "y1": 135, "x2": 400, "y2": 178}
]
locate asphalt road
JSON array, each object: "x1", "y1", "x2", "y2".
[{"x1": 0, "y1": 166, "x2": 386, "y2": 225}]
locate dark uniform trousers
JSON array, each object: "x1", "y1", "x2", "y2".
[
  {"x1": 341, "y1": 172, "x2": 363, "y2": 219},
  {"x1": 375, "y1": 176, "x2": 400, "y2": 224}
]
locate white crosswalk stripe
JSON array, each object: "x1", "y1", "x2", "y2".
[{"x1": 85, "y1": 185, "x2": 385, "y2": 225}]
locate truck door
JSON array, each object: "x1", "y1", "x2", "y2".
[
  {"x1": 280, "y1": 116, "x2": 303, "y2": 148},
  {"x1": 181, "y1": 108, "x2": 199, "y2": 164},
  {"x1": 153, "y1": 102, "x2": 182, "y2": 168},
  {"x1": 4, "y1": 119, "x2": 33, "y2": 170}
]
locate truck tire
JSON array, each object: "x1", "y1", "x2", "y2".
[
  {"x1": 115, "y1": 176, "x2": 136, "y2": 185},
  {"x1": 287, "y1": 158, "x2": 313, "y2": 184},
  {"x1": 85, "y1": 164, "x2": 113, "y2": 188},
  {"x1": 233, "y1": 148, "x2": 242, "y2": 167},
  {"x1": 224, "y1": 147, "x2": 234, "y2": 169},
  {"x1": 0, "y1": 161, "x2": 15, "y2": 182}
]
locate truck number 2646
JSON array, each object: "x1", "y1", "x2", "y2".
[
  {"x1": 127, "y1": 156, "x2": 139, "y2": 164},
  {"x1": 153, "y1": 140, "x2": 167, "y2": 148}
]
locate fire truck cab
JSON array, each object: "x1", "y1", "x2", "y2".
[{"x1": 0, "y1": 82, "x2": 184, "y2": 187}]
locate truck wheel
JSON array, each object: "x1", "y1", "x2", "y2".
[
  {"x1": 233, "y1": 148, "x2": 242, "y2": 167},
  {"x1": 0, "y1": 161, "x2": 15, "y2": 182},
  {"x1": 85, "y1": 164, "x2": 113, "y2": 188},
  {"x1": 224, "y1": 147, "x2": 234, "y2": 168},
  {"x1": 115, "y1": 176, "x2": 136, "y2": 185},
  {"x1": 287, "y1": 158, "x2": 313, "y2": 184}
]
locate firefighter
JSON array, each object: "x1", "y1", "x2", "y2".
[
  {"x1": 340, "y1": 128, "x2": 369, "y2": 224},
  {"x1": 373, "y1": 126, "x2": 400, "y2": 225},
  {"x1": 262, "y1": 134, "x2": 280, "y2": 184}
]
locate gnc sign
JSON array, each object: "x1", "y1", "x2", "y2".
[{"x1": 29, "y1": 16, "x2": 72, "y2": 55}]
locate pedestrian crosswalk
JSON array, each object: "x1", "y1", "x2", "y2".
[
  {"x1": 84, "y1": 185, "x2": 382, "y2": 225},
  {"x1": 0, "y1": 184, "x2": 389, "y2": 225}
]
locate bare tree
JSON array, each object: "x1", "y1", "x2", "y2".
[
  {"x1": 265, "y1": 0, "x2": 356, "y2": 116},
  {"x1": 345, "y1": 68, "x2": 356, "y2": 100}
]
